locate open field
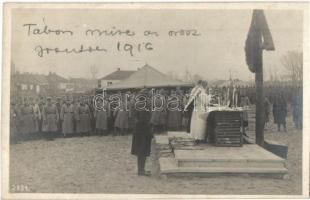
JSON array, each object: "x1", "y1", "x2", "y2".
[{"x1": 9, "y1": 116, "x2": 302, "y2": 195}]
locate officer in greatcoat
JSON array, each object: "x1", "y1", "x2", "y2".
[{"x1": 131, "y1": 89, "x2": 153, "y2": 176}]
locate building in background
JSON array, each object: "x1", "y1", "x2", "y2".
[
  {"x1": 68, "y1": 78, "x2": 97, "y2": 93},
  {"x1": 99, "y1": 68, "x2": 136, "y2": 89},
  {"x1": 11, "y1": 71, "x2": 99, "y2": 97},
  {"x1": 11, "y1": 72, "x2": 49, "y2": 96},
  {"x1": 46, "y1": 72, "x2": 69, "y2": 95}
]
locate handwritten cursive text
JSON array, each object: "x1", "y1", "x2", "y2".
[{"x1": 34, "y1": 45, "x2": 107, "y2": 57}]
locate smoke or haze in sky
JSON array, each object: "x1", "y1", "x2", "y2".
[{"x1": 11, "y1": 8, "x2": 303, "y2": 81}]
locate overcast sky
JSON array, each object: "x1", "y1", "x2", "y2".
[{"x1": 11, "y1": 8, "x2": 303, "y2": 81}]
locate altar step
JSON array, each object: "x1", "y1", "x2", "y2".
[
  {"x1": 159, "y1": 157, "x2": 287, "y2": 176},
  {"x1": 158, "y1": 144, "x2": 288, "y2": 178}
]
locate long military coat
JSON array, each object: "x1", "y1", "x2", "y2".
[
  {"x1": 42, "y1": 104, "x2": 59, "y2": 132},
  {"x1": 131, "y1": 107, "x2": 153, "y2": 157},
  {"x1": 60, "y1": 104, "x2": 75, "y2": 134}
]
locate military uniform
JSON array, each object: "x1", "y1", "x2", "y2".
[
  {"x1": 75, "y1": 103, "x2": 91, "y2": 134},
  {"x1": 60, "y1": 102, "x2": 75, "y2": 136},
  {"x1": 42, "y1": 100, "x2": 59, "y2": 139}
]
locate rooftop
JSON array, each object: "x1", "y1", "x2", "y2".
[
  {"x1": 12, "y1": 73, "x2": 48, "y2": 85},
  {"x1": 100, "y1": 68, "x2": 136, "y2": 80}
]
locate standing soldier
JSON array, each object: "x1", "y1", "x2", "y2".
[
  {"x1": 273, "y1": 93, "x2": 287, "y2": 132},
  {"x1": 114, "y1": 101, "x2": 129, "y2": 136},
  {"x1": 182, "y1": 90, "x2": 190, "y2": 131},
  {"x1": 127, "y1": 92, "x2": 136, "y2": 134},
  {"x1": 292, "y1": 88, "x2": 303, "y2": 129},
  {"x1": 263, "y1": 96, "x2": 271, "y2": 128},
  {"x1": 159, "y1": 89, "x2": 168, "y2": 132},
  {"x1": 94, "y1": 98, "x2": 109, "y2": 135},
  {"x1": 131, "y1": 89, "x2": 153, "y2": 176},
  {"x1": 38, "y1": 97, "x2": 45, "y2": 134},
  {"x1": 75, "y1": 100, "x2": 91, "y2": 136},
  {"x1": 60, "y1": 100, "x2": 75, "y2": 137},
  {"x1": 10, "y1": 102, "x2": 19, "y2": 144},
  {"x1": 16, "y1": 98, "x2": 23, "y2": 136},
  {"x1": 72, "y1": 99, "x2": 78, "y2": 134},
  {"x1": 167, "y1": 90, "x2": 182, "y2": 131},
  {"x1": 107, "y1": 94, "x2": 116, "y2": 135},
  {"x1": 42, "y1": 97, "x2": 59, "y2": 140},
  {"x1": 55, "y1": 97, "x2": 62, "y2": 134},
  {"x1": 240, "y1": 95, "x2": 251, "y2": 128},
  {"x1": 86, "y1": 96, "x2": 96, "y2": 134},
  {"x1": 32, "y1": 98, "x2": 41, "y2": 138},
  {"x1": 150, "y1": 89, "x2": 164, "y2": 133},
  {"x1": 19, "y1": 98, "x2": 37, "y2": 140}
]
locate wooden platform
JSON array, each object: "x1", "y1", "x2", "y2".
[{"x1": 157, "y1": 142, "x2": 288, "y2": 177}]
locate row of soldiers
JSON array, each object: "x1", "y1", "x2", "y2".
[
  {"x1": 233, "y1": 84, "x2": 302, "y2": 105},
  {"x1": 10, "y1": 89, "x2": 192, "y2": 143},
  {"x1": 10, "y1": 84, "x2": 302, "y2": 143}
]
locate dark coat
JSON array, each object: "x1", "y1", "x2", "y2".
[
  {"x1": 131, "y1": 109, "x2": 153, "y2": 157},
  {"x1": 185, "y1": 101, "x2": 194, "y2": 133},
  {"x1": 273, "y1": 98, "x2": 287, "y2": 124},
  {"x1": 292, "y1": 94, "x2": 302, "y2": 122}
]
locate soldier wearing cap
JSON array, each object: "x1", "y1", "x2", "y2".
[
  {"x1": 19, "y1": 98, "x2": 37, "y2": 140},
  {"x1": 32, "y1": 98, "x2": 41, "y2": 137},
  {"x1": 127, "y1": 91, "x2": 136, "y2": 133},
  {"x1": 10, "y1": 101, "x2": 19, "y2": 144},
  {"x1": 42, "y1": 97, "x2": 59, "y2": 140},
  {"x1": 75, "y1": 99, "x2": 91, "y2": 135},
  {"x1": 167, "y1": 89, "x2": 182, "y2": 131},
  {"x1": 56, "y1": 97, "x2": 62, "y2": 133},
  {"x1": 94, "y1": 97, "x2": 109, "y2": 135},
  {"x1": 60, "y1": 99, "x2": 75, "y2": 137}
]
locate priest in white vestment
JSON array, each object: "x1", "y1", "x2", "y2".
[{"x1": 185, "y1": 81, "x2": 211, "y2": 141}]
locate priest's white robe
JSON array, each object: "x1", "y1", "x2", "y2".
[{"x1": 185, "y1": 86, "x2": 210, "y2": 140}]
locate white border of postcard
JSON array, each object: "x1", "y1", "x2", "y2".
[{"x1": 1, "y1": 2, "x2": 309, "y2": 199}]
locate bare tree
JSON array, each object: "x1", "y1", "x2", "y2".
[
  {"x1": 281, "y1": 51, "x2": 303, "y2": 83},
  {"x1": 90, "y1": 65, "x2": 99, "y2": 80}
]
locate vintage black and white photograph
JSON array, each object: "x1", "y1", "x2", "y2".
[{"x1": 1, "y1": 2, "x2": 309, "y2": 199}]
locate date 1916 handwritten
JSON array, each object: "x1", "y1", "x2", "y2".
[{"x1": 34, "y1": 42, "x2": 154, "y2": 57}]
